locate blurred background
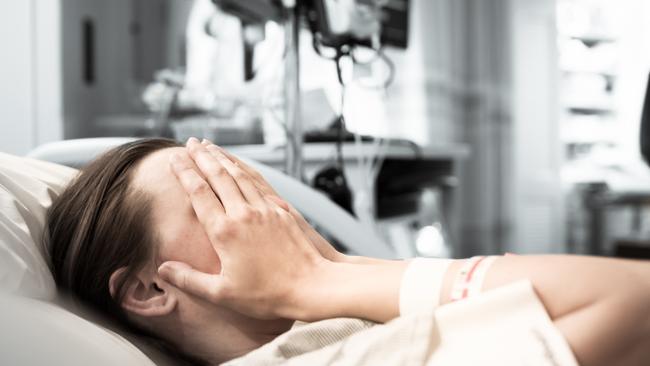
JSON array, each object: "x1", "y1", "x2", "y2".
[{"x1": 2, "y1": 0, "x2": 650, "y2": 259}]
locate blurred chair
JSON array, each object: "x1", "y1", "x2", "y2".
[
  {"x1": 613, "y1": 71, "x2": 650, "y2": 259},
  {"x1": 640, "y1": 72, "x2": 650, "y2": 166}
]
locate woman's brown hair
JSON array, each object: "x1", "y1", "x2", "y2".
[
  {"x1": 46, "y1": 138, "x2": 179, "y2": 320},
  {"x1": 45, "y1": 138, "x2": 209, "y2": 364}
]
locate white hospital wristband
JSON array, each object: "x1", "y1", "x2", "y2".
[{"x1": 399, "y1": 258, "x2": 453, "y2": 316}]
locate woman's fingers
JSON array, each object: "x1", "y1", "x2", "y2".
[
  {"x1": 187, "y1": 138, "x2": 265, "y2": 208},
  {"x1": 201, "y1": 139, "x2": 278, "y2": 197},
  {"x1": 166, "y1": 141, "x2": 344, "y2": 321},
  {"x1": 194, "y1": 139, "x2": 346, "y2": 262},
  {"x1": 169, "y1": 152, "x2": 225, "y2": 227},
  {"x1": 158, "y1": 261, "x2": 226, "y2": 302},
  {"x1": 266, "y1": 195, "x2": 291, "y2": 214},
  {"x1": 185, "y1": 138, "x2": 254, "y2": 212}
]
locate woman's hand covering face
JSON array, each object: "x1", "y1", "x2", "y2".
[
  {"x1": 197, "y1": 139, "x2": 347, "y2": 264},
  {"x1": 157, "y1": 138, "x2": 332, "y2": 320}
]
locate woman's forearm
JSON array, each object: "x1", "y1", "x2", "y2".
[
  {"x1": 291, "y1": 260, "x2": 409, "y2": 323},
  {"x1": 465, "y1": 255, "x2": 650, "y2": 366},
  {"x1": 319, "y1": 254, "x2": 649, "y2": 322},
  {"x1": 298, "y1": 254, "x2": 650, "y2": 366},
  {"x1": 444, "y1": 255, "x2": 649, "y2": 319},
  {"x1": 296, "y1": 254, "x2": 650, "y2": 335}
]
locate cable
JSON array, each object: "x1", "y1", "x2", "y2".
[
  {"x1": 350, "y1": 45, "x2": 383, "y2": 65},
  {"x1": 335, "y1": 53, "x2": 349, "y2": 175},
  {"x1": 377, "y1": 48, "x2": 395, "y2": 88},
  {"x1": 308, "y1": 16, "x2": 400, "y2": 195},
  {"x1": 325, "y1": 38, "x2": 396, "y2": 211},
  {"x1": 258, "y1": 29, "x2": 301, "y2": 158},
  {"x1": 353, "y1": 46, "x2": 395, "y2": 90}
]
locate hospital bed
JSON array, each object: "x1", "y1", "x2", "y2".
[{"x1": 0, "y1": 138, "x2": 393, "y2": 365}]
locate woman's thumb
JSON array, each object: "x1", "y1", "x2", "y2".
[{"x1": 158, "y1": 261, "x2": 226, "y2": 302}]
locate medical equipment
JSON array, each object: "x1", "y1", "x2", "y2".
[
  {"x1": 212, "y1": 0, "x2": 284, "y2": 24},
  {"x1": 210, "y1": 0, "x2": 408, "y2": 48},
  {"x1": 449, "y1": 256, "x2": 498, "y2": 302},
  {"x1": 312, "y1": 165, "x2": 355, "y2": 214},
  {"x1": 207, "y1": 0, "x2": 408, "y2": 181},
  {"x1": 209, "y1": 1, "x2": 282, "y2": 81},
  {"x1": 305, "y1": 0, "x2": 409, "y2": 49},
  {"x1": 194, "y1": 0, "x2": 409, "y2": 245},
  {"x1": 399, "y1": 258, "x2": 453, "y2": 314},
  {"x1": 311, "y1": 0, "x2": 411, "y2": 50},
  {"x1": 306, "y1": 0, "x2": 382, "y2": 48}
]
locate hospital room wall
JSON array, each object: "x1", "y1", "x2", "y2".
[
  {"x1": 344, "y1": 0, "x2": 563, "y2": 256},
  {"x1": 454, "y1": 0, "x2": 512, "y2": 256},
  {"x1": 0, "y1": 0, "x2": 133, "y2": 153},
  {"x1": 0, "y1": 0, "x2": 62, "y2": 156},
  {"x1": 508, "y1": 0, "x2": 564, "y2": 253},
  {"x1": 60, "y1": 0, "x2": 192, "y2": 139},
  {"x1": 448, "y1": 0, "x2": 563, "y2": 255},
  {"x1": 378, "y1": 0, "x2": 466, "y2": 146},
  {"x1": 0, "y1": 0, "x2": 192, "y2": 155},
  {"x1": 60, "y1": 0, "x2": 160, "y2": 139},
  {"x1": 60, "y1": 0, "x2": 127, "y2": 139},
  {"x1": 346, "y1": 0, "x2": 562, "y2": 255}
]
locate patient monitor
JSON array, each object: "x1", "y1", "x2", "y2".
[{"x1": 211, "y1": 0, "x2": 409, "y2": 48}]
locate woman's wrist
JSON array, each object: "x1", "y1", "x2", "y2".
[
  {"x1": 341, "y1": 254, "x2": 399, "y2": 266},
  {"x1": 287, "y1": 259, "x2": 409, "y2": 323}
]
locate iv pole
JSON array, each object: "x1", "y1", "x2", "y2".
[{"x1": 282, "y1": 1, "x2": 304, "y2": 180}]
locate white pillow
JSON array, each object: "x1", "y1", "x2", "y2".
[
  {"x1": 0, "y1": 152, "x2": 175, "y2": 365},
  {"x1": 0, "y1": 152, "x2": 77, "y2": 299},
  {"x1": 0, "y1": 293, "x2": 157, "y2": 366}
]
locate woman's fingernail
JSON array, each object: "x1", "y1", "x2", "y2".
[
  {"x1": 187, "y1": 137, "x2": 199, "y2": 145},
  {"x1": 158, "y1": 261, "x2": 191, "y2": 278},
  {"x1": 158, "y1": 263, "x2": 170, "y2": 275}
]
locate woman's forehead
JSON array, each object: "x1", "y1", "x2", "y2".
[
  {"x1": 130, "y1": 146, "x2": 195, "y2": 235},
  {"x1": 131, "y1": 147, "x2": 185, "y2": 190},
  {"x1": 129, "y1": 146, "x2": 198, "y2": 220}
]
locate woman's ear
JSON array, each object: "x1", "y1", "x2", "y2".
[{"x1": 109, "y1": 267, "x2": 178, "y2": 318}]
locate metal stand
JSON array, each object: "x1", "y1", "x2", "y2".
[{"x1": 283, "y1": 5, "x2": 304, "y2": 180}]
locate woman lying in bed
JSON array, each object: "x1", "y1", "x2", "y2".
[{"x1": 46, "y1": 138, "x2": 650, "y2": 366}]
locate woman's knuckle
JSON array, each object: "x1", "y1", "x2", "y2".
[
  {"x1": 276, "y1": 206, "x2": 289, "y2": 218},
  {"x1": 281, "y1": 210, "x2": 295, "y2": 223},
  {"x1": 214, "y1": 221, "x2": 236, "y2": 240},
  {"x1": 251, "y1": 170, "x2": 263, "y2": 180},
  {"x1": 237, "y1": 207, "x2": 259, "y2": 222},
  {"x1": 189, "y1": 181, "x2": 210, "y2": 196},
  {"x1": 211, "y1": 165, "x2": 228, "y2": 178},
  {"x1": 260, "y1": 205, "x2": 274, "y2": 217},
  {"x1": 214, "y1": 228, "x2": 234, "y2": 241},
  {"x1": 232, "y1": 168, "x2": 248, "y2": 181}
]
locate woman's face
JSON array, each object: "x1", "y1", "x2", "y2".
[
  {"x1": 128, "y1": 146, "x2": 293, "y2": 361},
  {"x1": 131, "y1": 147, "x2": 221, "y2": 276}
]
